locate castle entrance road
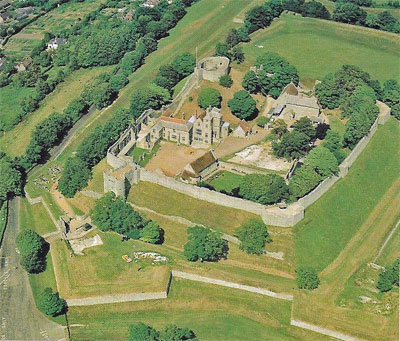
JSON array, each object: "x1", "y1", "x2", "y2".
[{"x1": 0, "y1": 198, "x2": 65, "y2": 340}]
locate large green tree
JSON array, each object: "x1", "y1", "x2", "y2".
[
  {"x1": 272, "y1": 131, "x2": 310, "y2": 160},
  {"x1": 227, "y1": 90, "x2": 256, "y2": 120},
  {"x1": 91, "y1": 193, "x2": 146, "y2": 239},
  {"x1": 159, "y1": 325, "x2": 196, "y2": 341},
  {"x1": 184, "y1": 226, "x2": 228, "y2": 262},
  {"x1": 304, "y1": 146, "x2": 339, "y2": 179},
  {"x1": 37, "y1": 288, "x2": 67, "y2": 317},
  {"x1": 197, "y1": 87, "x2": 222, "y2": 109},
  {"x1": 235, "y1": 219, "x2": 271, "y2": 255},
  {"x1": 239, "y1": 174, "x2": 289, "y2": 205},
  {"x1": 16, "y1": 229, "x2": 48, "y2": 274},
  {"x1": 171, "y1": 52, "x2": 196, "y2": 78},
  {"x1": 242, "y1": 70, "x2": 259, "y2": 94}
]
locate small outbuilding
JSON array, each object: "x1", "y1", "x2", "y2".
[
  {"x1": 232, "y1": 120, "x2": 252, "y2": 138},
  {"x1": 182, "y1": 150, "x2": 218, "y2": 183}
]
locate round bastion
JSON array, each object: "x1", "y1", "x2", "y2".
[{"x1": 195, "y1": 56, "x2": 230, "y2": 82}]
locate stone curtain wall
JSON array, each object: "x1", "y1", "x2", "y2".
[
  {"x1": 339, "y1": 118, "x2": 379, "y2": 177},
  {"x1": 139, "y1": 169, "x2": 304, "y2": 227},
  {"x1": 298, "y1": 176, "x2": 340, "y2": 209}
]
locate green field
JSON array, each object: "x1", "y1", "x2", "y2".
[
  {"x1": 294, "y1": 118, "x2": 400, "y2": 271},
  {"x1": 19, "y1": 198, "x2": 58, "y2": 235},
  {"x1": 0, "y1": 86, "x2": 34, "y2": 130},
  {"x1": 67, "y1": 279, "x2": 325, "y2": 340},
  {"x1": 375, "y1": 219, "x2": 400, "y2": 266},
  {"x1": 241, "y1": 14, "x2": 399, "y2": 82},
  {"x1": 208, "y1": 171, "x2": 243, "y2": 192}
]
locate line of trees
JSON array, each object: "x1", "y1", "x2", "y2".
[{"x1": 377, "y1": 259, "x2": 399, "y2": 292}]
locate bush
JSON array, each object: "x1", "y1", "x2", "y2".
[
  {"x1": 377, "y1": 259, "x2": 399, "y2": 293},
  {"x1": 184, "y1": 225, "x2": 228, "y2": 262},
  {"x1": 128, "y1": 323, "x2": 159, "y2": 341},
  {"x1": 296, "y1": 267, "x2": 320, "y2": 289},
  {"x1": 256, "y1": 116, "x2": 269, "y2": 127},
  {"x1": 197, "y1": 87, "x2": 222, "y2": 109},
  {"x1": 239, "y1": 173, "x2": 289, "y2": 205},
  {"x1": 140, "y1": 221, "x2": 163, "y2": 244},
  {"x1": 219, "y1": 74, "x2": 233, "y2": 88},
  {"x1": 235, "y1": 219, "x2": 271, "y2": 254},
  {"x1": 37, "y1": 288, "x2": 67, "y2": 317}
]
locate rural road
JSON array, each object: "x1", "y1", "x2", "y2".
[{"x1": 0, "y1": 198, "x2": 65, "y2": 340}]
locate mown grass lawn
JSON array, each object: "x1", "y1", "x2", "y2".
[
  {"x1": 208, "y1": 170, "x2": 243, "y2": 192},
  {"x1": 294, "y1": 118, "x2": 400, "y2": 271},
  {"x1": 241, "y1": 14, "x2": 399, "y2": 82},
  {"x1": 128, "y1": 181, "x2": 258, "y2": 235},
  {"x1": 0, "y1": 86, "x2": 34, "y2": 129},
  {"x1": 19, "y1": 198, "x2": 58, "y2": 235},
  {"x1": 67, "y1": 278, "x2": 325, "y2": 341}
]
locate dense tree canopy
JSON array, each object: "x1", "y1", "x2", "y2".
[
  {"x1": 171, "y1": 52, "x2": 196, "y2": 78},
  {"x1": 292, "y1": 117, "x2": 316, "y2": 140},
  {"x1": 227, "y1": 90, "x2": 256, "y2": 120},
  {"x1": 58, "y1": 157, "x2": 92, "y2": 198},
  {"x1": 239, "y1": 174, "x2": 289, "y2": 205},
  {"x1": 184, "y1": 226, "x2": 228, "y2": 262},
  {"x1": 382, "y1": 79, "x2": 400, "y2": 120},
  {"x1": 242, "y1": 71, "x2": 259, "y2": 94},
  {"x1": 0, "y1": 153, "x2": 22, "y2": 200},
  {"x1": 300, "y1": 1, "x2": 330, "y2": 19},
  {"x1": 37, "y1": 288, "x2": 67, "y2": 317},
  {"x1": 272, "y1": 131, "x2": 310, "y2": 160},
  {"x1": 322, "y1": 130, "x2": 346, "y2": 163},
  {"x1": 128, "y1": 323, "x2": 159, "y2": 341},
  {"x1": 130, "y1": 84, "x2": 171, "y2": 118},
  {"x1": 127, "y1": 323, "x2": 196, "y2": 341},
  {"x1": 332, "y1": 3, "x2": 367, "y2": 25},
  {"x1": 235, "y1": 219, "x2": 271, "y2": 255},
  {"x1": 91, "y1": 193, "x2": 146, "y2": 240}
]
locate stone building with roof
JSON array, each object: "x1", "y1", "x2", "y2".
[
  {"x1": 150, "y1": 107, "x2": 229, "y2": 147},
  {"x1": 276, "y1": 82, "x2": 322, "y2": 122},
  {"x1": 181, "y1": 150, "x2": 218, "y2": 183},
  {"x1": 232, "y1": 120, "x2": 253, "y2": 138}
]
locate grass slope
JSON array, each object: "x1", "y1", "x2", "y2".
[
  {"x1": 241, "y1": 14, "x2": 399, "y2": 82},
  {"x1": 19, "y1": 198, "x2": 58, "y2": 235},
  {"x1": 67, "y1": 279, "x2": 327, "y2": 340},
  {"x1": 294, "y1": 118, "x2": 400, "y2": 271},
  {"x1": 0, "y1": 86, "x2": 34, "y2": 129}
]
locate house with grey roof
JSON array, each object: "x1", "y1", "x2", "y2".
[
  {"x1": 0, "y1": 11, "x2": 11, "y2": 23},
  {"x1": 0, "y1": 0, "x2": 10, "y2": 11},
  {"x1": 47, "y1": 37, "x2": 67, "y2": 50}
]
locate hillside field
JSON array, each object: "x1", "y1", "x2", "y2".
[{"x1": 240, "y1": 14, "x2": 399, "y2": 82}]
